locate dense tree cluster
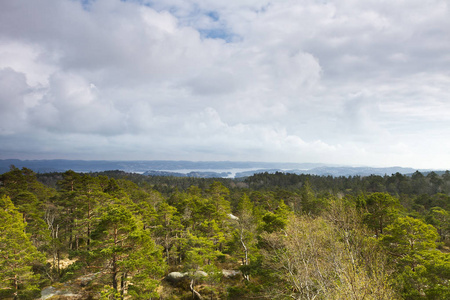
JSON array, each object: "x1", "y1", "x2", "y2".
[{"x1": 1, "y1": 167, "x2": 449, "y2": 299}]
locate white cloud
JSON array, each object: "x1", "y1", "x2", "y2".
[{"x1": 1, "y1": 0, "x2": 450, "y2": 169}]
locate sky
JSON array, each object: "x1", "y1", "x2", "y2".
[{"x1": 1, "y1": 0, "x2": 450, "y2": 169}]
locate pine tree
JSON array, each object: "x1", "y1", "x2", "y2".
[
  {"x1": 364, "y1": 192, "x2": 400, "y2": 235},
  {"x1": 91, "y1": 204, "x2": 166, "y2": 298},
  {"x1": 381, "y1": 216, "x2": 449, "y2": 298},
  {"x1": 0, "y1": 195, "x2": 45, "y2": 299},
  {"x1": 154, "y1": 202, "x2": 182, "y2": 264}
]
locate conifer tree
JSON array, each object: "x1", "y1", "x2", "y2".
[
  {"x1": 91, "y1": 204, "x2": 166, "y2": 298},
  {"x1": 300, "y1": 178, "x2": 316, "y2": 214},
  {"x1": 0, "y1": 195, "x2": 45, "y2": 299},
  {"x1": 381, "y1": 216, "x2": 449, "y2": 298},
  {"x1": 153, "y1": 201, "x2": 182, "y2": 264},
  {"x1": 364, "y1": 192, "x2": 400, "y2": 235}
]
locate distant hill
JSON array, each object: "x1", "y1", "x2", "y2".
[
  {"x1": 305, "y1": 166, "x2": 420, "y2": 177},
  {"x1": 0, "y1": 159, "x2": 429, "y2": 177},
  {"x1": 0, "y1": 159, "x2": 323, "y2": 175}
]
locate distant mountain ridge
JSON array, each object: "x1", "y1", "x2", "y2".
[
  {"x1": 0, "y1": 159, "x2": 323, "y2": 174},
  {"x1": 0, "y1": 159, "x2": 427, "y2": 177}
]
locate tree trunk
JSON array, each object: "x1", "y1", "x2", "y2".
[
  {"x1": 14, "y1": 273, "x2": 18, "y2": 300},
  {"x1": 87, "y1": 198, "x2": 91, "y2": 251},
  {"x1": 379, "y1": 217, "x2": 383, "y2": 235},
  {"x1": 190, "y1": 279, "x2": 203, "y2": 300},
  {"x1": 68, "y1": 209, "x2": 73, "y2": 250},
  {"x1": 240, "y1": 229, "x2": 250, "y2": 281},
  {"x1": 57, "y1": 250, "x2": 60, "y2": 275},
  {"x1": 112, "y1": 226, "x2": 118, "y2": 292},
  {"x1": 112, "y1": 254, "x2": 118, "y2": 291},
  {"x1": 165, "y1": 233, "x2": 170, "y2": 263},
  {"x1": 121, "y1": 272, "x2": 128, "y2": 299}
]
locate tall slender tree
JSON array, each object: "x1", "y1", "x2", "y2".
[{"x1": 0, "y1": 196, "x2": 45, "y2": 299}]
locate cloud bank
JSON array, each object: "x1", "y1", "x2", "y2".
[{"x1": 1, "y1": 0, "x2": 450, "y2": 169}]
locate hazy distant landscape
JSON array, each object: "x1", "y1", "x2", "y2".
[{"x1": 0, "y1": 159, "x2": 427, "y2": 177}]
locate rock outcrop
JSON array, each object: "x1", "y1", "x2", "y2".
[
  {"x1": 222, "y1": 269, "x2": 241, "y2": 278},
  {"x1": 40, "y1": 272, "x2": 101, "y2": 299},
  {"x1": 165, "y1": 271, "x2": 188, "y2": 283}
]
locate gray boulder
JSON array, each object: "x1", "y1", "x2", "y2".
[
  {"x1": 41, "y1": 286, "x2": 80, "y2": 299},
  {"x1": 193, "y1": 270, "x2": 208, "y2": 278},
  {"x1": 77, "y1": 272, "x2": 100, "y2": 287},
  {"x1": 165, "y1": 271, "x2": 187, "y2": 283},
  {"x1": 228, "y1": 213, "x2": 239, "y2": 220},
  {"x1": 222, "y1": 269, "x2": 241, "y2": 278}
]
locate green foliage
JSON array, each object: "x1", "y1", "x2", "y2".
[
  {"x1": 182, "y1": 232, "x2": 221, "y2": 270},
  {"x1": 300, "y1": 178, "x2": 319, "y2": 214},
  {"x1": 426, "y1": 207, "x2": 450, "y2": 242},
  {"x1": 393, "y1": 250, "x2": 450, "y2": 299},
  {"x1": 153, "y1": 201, "x2": 182, "y2": 263},
  {"x1": 382, "y1": 216, "x2": 439, "y2": 260},
  {"x1": 0, "y1": 195, "x2": 45, "y2": 299},
  {"x1": 125, "y1": 229, "x2": 166, "y2": 299},
  {"x1": 260, "y1": 213, "x2": 398, "y2": 299},
  {"x1": 100, "y1": 285, "x2": 121, "y2": 300},
  {"x1": 91, "y1": 204, "x2": 167, "y2": 296},
  {"x1": 364, "y1": 192, "x2": 401, "y2": 235},
  {"x1": 2, "y1": 169, "x2": 450, "y2": 299},
  {"x1": 1, "y1": 166, "x2": 53, "y2": 201},
  {"x1": 381, "y1": 216, "x2": 449, "y2": 299},
  {"x1": 261, "y1": 200, "x2": 291, "y2": 233}
]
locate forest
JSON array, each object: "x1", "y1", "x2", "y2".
[{"x1": 1, "y1": 166, "x2": 450, "y2": 299}]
